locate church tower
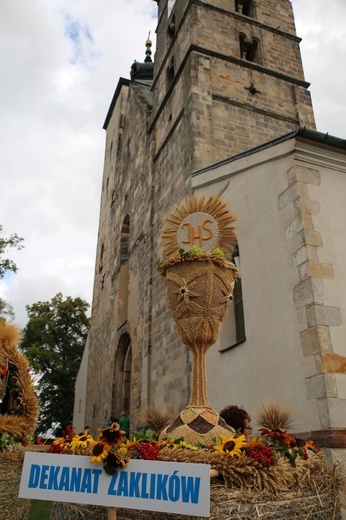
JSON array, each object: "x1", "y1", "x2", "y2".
[
  {"x1": 147, "y1": 0, "x2": 316, "y2": 413},
  {"x1": 151, "y1": 0, "x2": 315, "y2": 175}
]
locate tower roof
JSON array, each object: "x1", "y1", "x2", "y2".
[{"x1": 130, "y1": 37, "x2": 154, "y2": 82}]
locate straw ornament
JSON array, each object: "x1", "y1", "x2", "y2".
[
  {"x1": 161, "y1": 195, "x2": 237, "y2": 259},
  {"x1": 0, "y1": 320, "x2": 38, "y2": 438}
]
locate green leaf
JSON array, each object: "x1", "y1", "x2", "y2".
[{"x1": 20, "y1": 293, "x2": 90, "y2": 435}]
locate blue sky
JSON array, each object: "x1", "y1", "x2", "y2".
[{"x1": 0, "y1": 0, "x2": 345, "y2": 327}]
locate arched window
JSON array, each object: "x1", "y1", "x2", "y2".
[
  {"x1": 99, "y1": 243, "x2": 105, "y2": 274},
  {"x1": 219, "y1": 244, "x2": 246, "y2": 351},
  {"x1": 239, "y1": 34, "x2": 260, "y2": 63},
  {"x1": 166, "y1": 56, "x2": 175, "y2": 89},
  {"x1": 167, "y1": 14, "x2": 176, "y2": 41},
  {"x1": 120, "y1": 215, "x2": 130, "y2": 265},
  {"x1": 118, "y1": 215, "x2": 130, "y2": 326},
  {"x1": 112, "y1": 333, "x2": 132, "y2": 416}
]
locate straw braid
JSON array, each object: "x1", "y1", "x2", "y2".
[{"x1": 0, "y1": 321, "x2": 39, "y2": 438}]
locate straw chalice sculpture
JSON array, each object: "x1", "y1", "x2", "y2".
[{"x1": 159, "y1": 196, "x2": 239, "y2": 444}]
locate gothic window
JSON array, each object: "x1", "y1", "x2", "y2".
[
  {"x1": 118, "y1": 215, "x2": 130, "y2": 325},
  {"x1": 120, "y1": 215, "x2": 130, "y2": 265},
  {"x1": 99, "y1": 243, "x2": 105, "y2": 273},
  {"x1": 112, "y1": 333, "x2": 132, "y2": 417},
  {"x1": 236, "y1": 0, "x2": 255, "y2": 17},
  {"x1": 167, "y1": 14, "x2": 176, "y2": 41},
  {"x1": 219, "y1": 244, "x2": 246, "y2": 351},
  {"x1": 239, "y1": 34, "x2": 260, "y2": 63}
]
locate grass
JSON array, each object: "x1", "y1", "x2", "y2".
[{"x1": 29, "y1": 499, "x2": 50, "y2": 520}]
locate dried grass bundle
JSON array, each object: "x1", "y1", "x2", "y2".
[
  {"x1": 50, "y1": 460, "x2": 343, "y2": 520},
  {"x1": 0, "y1": 321, "x2": 39, "y2": 438},
  {"x1": 140, "y1": 405, "x2": 173, "y2": 436},
  {"x1": 255, "y1": 401, "x2": 294, "y2": 431},
  {"x1": 0, "y1": 451, "x2": 30, "y2": 520}
]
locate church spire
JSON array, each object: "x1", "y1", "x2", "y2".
[
  {"x1": 130, "y1": 34, "x2": 154, "y2": 81},
  {"x1": 144, "y1": 32, "x2": 152, "y2": 63}
]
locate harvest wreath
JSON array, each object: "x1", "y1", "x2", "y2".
[{"x1": 0, "y1": 319, "x2": 40, "y2": 520}]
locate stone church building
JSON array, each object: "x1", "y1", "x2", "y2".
[{"x1": 74, "y1": 0, "x2": 346, "y2": 488}]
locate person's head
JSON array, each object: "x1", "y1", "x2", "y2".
[
  {"x1": 220, "y1": 405, "x2": 252, "y2": 439},
  {"x1": 120, "y1": 411, "x2": 127, "y2": 417}
]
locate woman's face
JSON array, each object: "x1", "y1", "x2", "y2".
[{"x1": 243, "y1": 418, "x2": 252, "y2": 440}]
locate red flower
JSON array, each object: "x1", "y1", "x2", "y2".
[
  {"x1": 259, "y1": 428, "x2": 297, "y2": 447},
  {"x1": 0, "y1": 364, "x2": 8, "y2": 377},
  {"x1": 49, "y1": 443, "x2": 63, "y2": 454},
  {"x1": 61, "y1": 425, "x2": 75, "y2": 440}
]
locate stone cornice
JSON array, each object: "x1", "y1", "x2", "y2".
[
  {"x1": 213, "y1": 93, "x2": 298, "y2": 125},
  {"x1": 310, "y1": 429, "x2": 346, "y2": 449},
  {"x1": 293, "y1": 140, "x2": 346, "y2": 173}
]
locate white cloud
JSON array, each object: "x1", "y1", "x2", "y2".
[
  {"x1": 293, "y1": 0, "x2": 346, "y2": 136},
  {"x1": 0, "y1": 0, "x2": 344, "y2": 327}
]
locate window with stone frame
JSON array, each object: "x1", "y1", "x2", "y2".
[
  {"x1": 99, "y1": 243, "x2": 105, "y2": 274},
  {"x1": 219, "y1": 244, "x2": 246, "y2": 351},
  {"x1": 120, "y1": 215, "x2": 130, "y2": 265},
  {"x1": 167, "y1": 13, "x2": 176, "y2": 43},
  {"x1": 118, "y1": 215, "x2": 130, "y2": 326},
  {"x1": 166, "y1": 56, "x2": 175, "y2": 89},
  {"x1": 239, "y1": 33, "x2": 261, "y2": 63},
  {"x1": 112, "y1": 333, "x2": 132, "y2": 417},
  {"x1": 235, "y1": 0, "x2": 255, "y2": 18}
]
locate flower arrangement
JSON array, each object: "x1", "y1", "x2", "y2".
[
  {"x1": 0, "y1": 362, "x2": 8, "y2": 378},
  {"x1": 49, "y1": 422, "x2": 320, "y2": 477},
  {"x1": 259, "y1": 427, "x2": 320, "y2": 466},
  {"x1": 0, "y1": 431, "x2": 36, "y2": 453},
  {"x1": 157, "y1": 246, "x2": 229, "y2": 274}
]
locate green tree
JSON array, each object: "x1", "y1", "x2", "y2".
[
  {"x1": 20, "y1": 293, "x2": 90, "y2": 435},
  {"x1": 0, "y1": 225, "x2": 24, "y2": 319}
]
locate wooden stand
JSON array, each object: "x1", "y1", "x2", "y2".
[{"x1": 108, "y1": 507, "x2": 117, "y2": 519}]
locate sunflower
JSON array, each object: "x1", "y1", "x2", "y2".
[
  {"x1": 124, "y1": 438, "x2": 139, "y2": 452},
  {"x1": 70, "y1": 433, "x2": 94, "y2": 452},
  {"x1": 90, "y1": 441, "x2": 111, "y2": 463},
  {"x1": 177, "y1": 441, "x2": 198, "y2": 451},
  {"x1": 103, "y1": 451, "x2": 129, "y2": 475},
  {"x1": 213, "y1": 434, "x2": 247, "y2": 457},
  {"x1": 245, "y1": 436, "x2": 263, "y2": 449},
  {"x1": 52, "y1": 436, "x2": 70, "y2": 447},
  {"x1": 99, "y1": 426, "x2": 125, "y2": 446}
]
